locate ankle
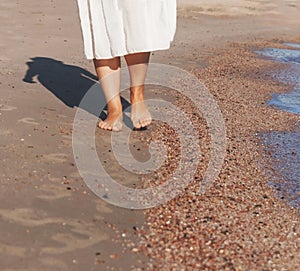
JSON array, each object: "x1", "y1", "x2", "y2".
[
  {"x1": 107, "y1": 107, "x2": 122, "y2": 115},
  {"x1": 107, "y1": 102, "x2": 122, "y2": 115},
  {"x1": 130, "y1": 86, "x2": 145, "y2": 101}
]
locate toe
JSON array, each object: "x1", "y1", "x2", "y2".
[
  {"x1": 147, "y1": 118, "x2": 152, "y2": 126},
  {"x1": 112, "y1": 126, "x2": 121, "y2": 132},
  {"x1": 98, "y1": 121, "x2": 105, "y2": 129},
  {"x1": 140, "y1": 120, "x2": 148, "y2": 128},
  {"x1": 101, "y1": 122, "x2": 108, "y2": 129},
  {"x1": 132, "y1": 119, "x2": 141, "y2": 129},
  {"x1": 141, "y1": 117, "x2": 152, "y2": 128},
  {"x1": 134, "y1": 123, "x2": 142, "y2": 130},
  {"x1": 112, "y1": 121, "x2": 123, "y2": 132},
  {"x1": 99, "y1": 121, "x2": 110, "y2": 131},
  {"x1": 105, "y1": 123, "x2": 113, "y2": 131}
]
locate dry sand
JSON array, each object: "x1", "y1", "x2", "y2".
[
  {"x1": 178, "y1": 0, "x2": 300, "y2": 17},
  {"x1": 0, "y1": 0, "x2": 300, "y2": 270}
]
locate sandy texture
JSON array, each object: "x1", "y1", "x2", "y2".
[
  {"x1": 0, "y1": 1, "x2": 147, "y2": 270},
  {"x1": 139, "y1": 41, "x2": 300, "y2": 270},
  {"x1": 0, "y1": 0, "x2": 300, "y2": 270},
  {"x1": 178, "y1": 0, "x2": 300, "y2": 17},
  {"x1": 139, "y1": 1, "x2": 300, "y2": 270}
]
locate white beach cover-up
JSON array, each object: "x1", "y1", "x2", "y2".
[{"x1": 76, "y1": 0, "x2": 177, "y2": 59}]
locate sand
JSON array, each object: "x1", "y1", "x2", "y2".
[
  {"x1": 178, "y1": 0, "x2": 300, "y2": 17},
  {"x1": 0, "y1": 0, "x2": 300, "y2": 270}
]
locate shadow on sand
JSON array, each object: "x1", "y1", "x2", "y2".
[{"x1": 23, "y1": 57, "x2": 130, "y2": 120}]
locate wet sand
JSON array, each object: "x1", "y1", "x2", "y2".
[{"x1": 0, "y1": 0, "x2": 300, "y2": 270}]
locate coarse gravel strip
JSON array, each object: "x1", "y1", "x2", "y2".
[{"x1": 135, "y1": 39, "x2": 300, "y2": 271}]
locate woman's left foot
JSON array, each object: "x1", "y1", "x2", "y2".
[{"x1": 130, "y1": 87, "x2": 152, "y2": 129}]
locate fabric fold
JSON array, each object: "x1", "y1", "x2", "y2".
[{"x1": 76, "y1": 0, "x2": 177, "y2": 59}]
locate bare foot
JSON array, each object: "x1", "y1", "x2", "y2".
[
  {"x1": 98, "y1": 111, "x2": 123, "y2": 131},
  {"x1": 130, "y1": 87, "x2": 152, "y2": 129}
]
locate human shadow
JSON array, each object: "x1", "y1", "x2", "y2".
[{"x1": 23, "y1": 57, "x2": 130, "y2": 120}]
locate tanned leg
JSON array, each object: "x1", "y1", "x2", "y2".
[
  {"x1": 124, "y1": 52, "x2": 152, "y2": 129},
  {"x1": 93, "y1": 57, "x2": 123, "y2": 131}
]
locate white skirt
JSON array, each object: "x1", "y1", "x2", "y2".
[{"x1": 76, "y1": 0, "x2": 177, "y2": 59}]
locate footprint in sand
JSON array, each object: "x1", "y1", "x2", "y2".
[
  {"x1": 0, "y1": 243, "x2": 27, "y2": 258},
  {"x1": 43, "y1": 153, "x2": 68, "y2": 163},
  {"x1": 60, "y1": 134, "x2": 72, "y2": 147},
  {"x1": 17, "y1": 117, "x2": 39, "y2": 125},
  {"x1": 38, "y1": 257, "x2": 68, "y2": 269},
  {"x1": 0, "y1": 208, "x2": 108, "y2": 254},
  {"x1": 0, "y1": 104, "x2": 17, "y2": 111},
  {"x1": 0, "y1": 129, "x2": 12, "y2": 136},
  {"x1": 36, "y1": 183, "x2": 72, "y2": 200}
]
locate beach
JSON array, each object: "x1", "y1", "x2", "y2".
[{"x1": 0, "y1": 0, "x2": 300, "y2": 270}]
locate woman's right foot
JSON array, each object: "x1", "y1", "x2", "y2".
[
  {"x1": 130, "y1": 86, "x2": 152, "y2": 129},
  {"x1": 98, "y1": 110, "x2": 123, "y2": 131}
]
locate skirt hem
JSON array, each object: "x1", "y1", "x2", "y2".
[{"x1": 86, "y1": 43, "x2": 173, "y2": 60}]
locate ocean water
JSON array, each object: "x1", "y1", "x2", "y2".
[
  {"x1": 256, "y1": 43, "x2": 300, "y2": 210},
  {"x1": 255, "y1": 43, "x2": 300, "y2": 115},
  {"x1": 260, "y1": 131, "x2": 300, "y2": 209}
]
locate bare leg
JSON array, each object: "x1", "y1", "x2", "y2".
[
  {"x1": 93, "y1": 57, "x2": 123, "y2": 131},
  {"x1": 124, "y1": 52, "x2": 152, "y2": 129}
]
